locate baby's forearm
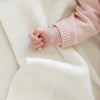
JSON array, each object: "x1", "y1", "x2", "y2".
[
  {"x1": 53, "y1": 0, "x2": 100, "y2": 48},
  {"x1": 29, "y1": 0, "x2": 100, "y2": 51}
]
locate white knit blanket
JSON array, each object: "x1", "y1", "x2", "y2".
[{"x1": 0, "y1": 0, "x2": 99, "y2": 100}]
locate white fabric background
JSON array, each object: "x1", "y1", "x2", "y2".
[
  {"x1": 0, "y1": 22, "x2": 18, "y2": 100},
  {"x1": 0, "y1": 1, "x2": 18, "y2": 100},
  {"x1": 0, "y1": 0, "x2": 100, "y2": 100}
]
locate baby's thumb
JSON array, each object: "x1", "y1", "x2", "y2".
[{"x1": 34, "y1": 28, "x2": 44, "y2": 37}]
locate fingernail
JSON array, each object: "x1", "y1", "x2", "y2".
[
  {"x1": 35, "y1": 37, "x2": 38, "y2": 40},
  {"x1": 35, "y1": 48, "x2": 41, "y2": 52},
  {"x1": 32, "y1": 37, "x2": 38, "y2": 40},
  {"x1": 38, "y1": 47, "x2": 42, "y2": 51}
]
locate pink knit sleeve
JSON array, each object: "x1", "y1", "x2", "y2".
[{"x1": 53, "y1": 0, "x2": 100, "y2": 48}]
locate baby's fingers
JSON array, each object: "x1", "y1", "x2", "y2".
[
  {"x1": 34, "y1": 47, "x2": 42, "y2": 52},
  {"x1": 31, "y1": 41, "x2": 44, "y2": 49},
  {"x1": 29, "y1": 32, "x2": 37, "y2": 41},
  {"x1": 31, "y1": 37, "x2": 43, "y2": 43}
]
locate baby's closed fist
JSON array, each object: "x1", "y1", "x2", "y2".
[{"x1": 29, "y1": 27, "x2": 60, "y2": 51}]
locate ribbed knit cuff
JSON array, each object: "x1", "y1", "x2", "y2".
[
  {"x1": 52, "y1": 27, "x2": 62, "y2": 46},
  {"x1": 53, "y1": 20, "x2": 76, "y2": 48}
]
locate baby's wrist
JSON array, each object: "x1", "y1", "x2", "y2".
[{"x1": 51, "y1": 27, "x2": 62, "y2": 46}]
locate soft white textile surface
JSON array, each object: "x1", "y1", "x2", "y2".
[
  {"x1": 0, "y1": 23, "x2": 18, "y2": 100},
  {"x1": 0, "y1": 0, "x2": 100, "y2": 100},
  {"x1": 7, "y1": 58, "x2": 94, "y2": 100}
]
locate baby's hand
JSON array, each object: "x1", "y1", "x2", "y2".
[{"x1": 29, "y1": 27, "x2": 58, "y2": 51}]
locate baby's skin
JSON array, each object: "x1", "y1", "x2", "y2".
[
  {"x1": 29, "y1": 0, "x2": 100, "y2": 51},
  {"x1": 29, "y1": 27, "x2": 61, "y2": 51}
]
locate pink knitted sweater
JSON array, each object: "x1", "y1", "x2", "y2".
[{"x1": 54, "y1": 0, "x2": 100, "y2": 48}]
